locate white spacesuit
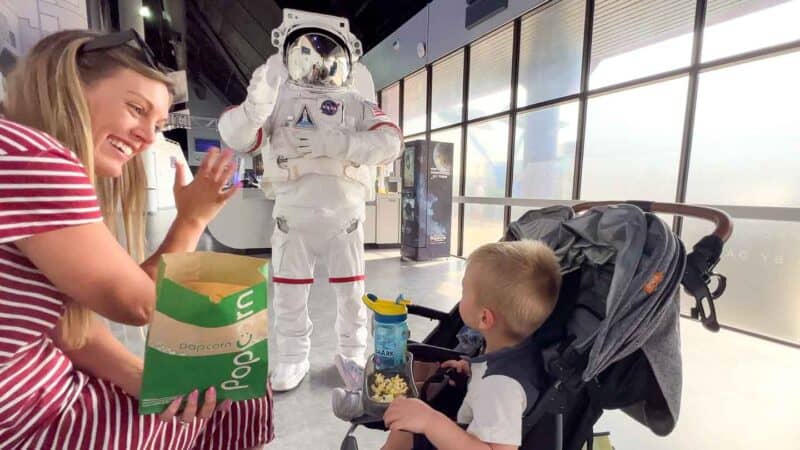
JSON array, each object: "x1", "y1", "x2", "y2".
[{"x1": 218, "y1": 9, "x2": 402, "y2": 391}]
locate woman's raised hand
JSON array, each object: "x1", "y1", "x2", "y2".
[{"x1": 172, "y1": 147, "x2": 240, "y2": 227}]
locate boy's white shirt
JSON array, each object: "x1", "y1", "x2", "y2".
[{"x1": 456, "y1": 360, "x2": 528, "y2": 446}]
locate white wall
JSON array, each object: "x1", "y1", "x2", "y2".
[
  {"x1": 3, "y1": 0, "x2": 88, "y2": 55},
  {"x1": 186, "y1": 76, "x2": 227, "y2": 166},
  {"x1": 185, "y1": 76, "x2": 253, "y2": 171}
]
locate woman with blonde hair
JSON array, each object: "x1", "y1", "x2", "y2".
[{"x1": 0, "y1": 29, "x2": 272, "y2": 449}]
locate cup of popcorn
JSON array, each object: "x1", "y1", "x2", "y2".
[{"x1": 362, "y1": 352, "x2": 419, "y2": 417}]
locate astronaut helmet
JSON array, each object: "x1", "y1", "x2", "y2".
[{"x1": 271, "y1": 9, "x2": 363, "y2": 89}]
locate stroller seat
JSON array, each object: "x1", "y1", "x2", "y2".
[{"x1": 341, "y1": 201, "x2": 731, "y2": 450}]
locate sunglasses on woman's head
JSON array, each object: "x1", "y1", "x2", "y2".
[{"x1": 79, "y1": 29, "x2": 165, "y2": 72}]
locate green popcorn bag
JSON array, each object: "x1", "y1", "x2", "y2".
[{"x1": 139, "y1": 252, "x2": 269, "y2": 415}]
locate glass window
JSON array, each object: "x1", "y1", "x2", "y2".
[
  {"x1": 681, "y1": 217, "x2": 800, "y2": 344},
  {"x1": 687, "y1": 52, "x2": 800, "y2": 207},
  {"x1": 431, "y1": 127, "x2": 463, "y2": 197},
  {"x1": 431, "y1": 51, "x2": 464, "y2": 129},
  {"x1": 581, "y1": 77, "x2": 688, "y2": 202},
  {"x1": 403, "y1": 70, "x2": 428, "y2": 136},
  {"x1": 462, "y1": 203, "x2": 505, "y2": 256},
  {"x1": 451, "y1": 204, "x2": 461, "y2": 256},
  {"x1": 464, "y1": 117, "x2": 509, "y2": 198},
  {"x1": 431, "y1": 127, "x2": 463, "y2": 256},
  {"x1": 468, "y1": 23, "x2": 514, "y2": 120},
  {"x1": 512, "y1": 101, "x2": 579, "y2": 200},
  {"x1": 517, "y1": 0, "x2": 585, "y2": 107},
  {"x1": 380, "y1": 83, "x2": 401, "y2": 126},
  {"x1": 704, "y1": 0, "x2": 800, "y2": 62},
  {"x1": 590, "y1": 0, "x2": 696, "y2": 89}
]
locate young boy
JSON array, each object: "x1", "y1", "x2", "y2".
[{"x1": 382, "y1": 240, "x2": 562, "y2": 450}]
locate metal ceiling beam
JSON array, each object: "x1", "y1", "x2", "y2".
[{"x1": 186, "y1": 0, "x2": 249, "y2": 88}]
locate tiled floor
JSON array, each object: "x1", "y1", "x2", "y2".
[{"x1": 112, "y1": 250, "x2": 800, "y2": 449}]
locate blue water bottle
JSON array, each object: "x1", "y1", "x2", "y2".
[{"x1": 363, "y1": 294, "x2": 411, "y2": 371}]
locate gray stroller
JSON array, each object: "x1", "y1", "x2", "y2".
[{"x1": 341, "y1": 201, "x2": 732, "y2": 450}]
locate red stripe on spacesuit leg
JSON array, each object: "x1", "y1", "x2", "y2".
[
  {"x1": 368, "y1": 122, "x2": 401, "y2": 134},
  {"x1": 328, "y1": 275, "x2": 366, "y2": 283},
  {"x1": 272, "y1": 276, "x2": 314, "y2": 284},
  {"x1": 246, "y1": 128, "x2": 264, "y2": 154}
]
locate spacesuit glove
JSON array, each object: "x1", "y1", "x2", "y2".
[
  {"x1": 242, "y1": 58, "x2": 285, "y2": 125},
  {"x1": 295, "y1": 128, "x2": 349, "y2": 160}
]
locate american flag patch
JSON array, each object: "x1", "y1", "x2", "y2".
[{"x1": 365, "y1": 101, "x2": 386, "y2": 117}]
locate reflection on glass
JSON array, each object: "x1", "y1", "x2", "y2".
[
  {"x1": 432, "y1": 51, "x2": 464, "y2": 129},
  {"x1": 590, "y1": 0, "x2": 695, "y2": 89},
  {"x1": 581, "y1": 77, "x2": 688, "y2": 202},
  {"x1": 403, "y1": 70, "x2": 428, "y2": 136},
  {"x1": 704, "y1": 0, "x2": 800, "y2": 61},
  {"x1": 381, "y1": 83, "x2": 400, "y2": 127},
  {"x1": 687, "y1": 52, "x2": 800, "y2": 207},
  {"x1": 681, "y1": 217, "x2": 800, "y2": 344},
  {"x1": 468, "y1": 24, "x2": 513, "y2": 119},
  {"x1": 517, "y1": 0, "x2": 585, "y2": 106},
  {"x1": 465, "y1": 117, "x2": 509, "y2": 198},
  {"x1": 463, "y1": 203, "x2": 505, "y2": 256},
  {"x1": 512, "y1": 102, "x2": 578, "y2": 200}
]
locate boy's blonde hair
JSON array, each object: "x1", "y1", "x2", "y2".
[{"x1": 467, "y1": 240, "x2": 561, "y2": 339}]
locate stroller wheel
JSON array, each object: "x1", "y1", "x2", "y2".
[{"x1": 340, "y1": 435, "x2": 358, "y2": 450}]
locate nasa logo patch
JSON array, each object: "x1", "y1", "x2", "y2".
[{"x1": 320, "y1": 100, "x2": 339, "y2": 116}]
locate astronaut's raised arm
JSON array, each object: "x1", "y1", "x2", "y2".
[
  {"x1": 218, "y1": 54, "x2": 285, "y2": 153},
  {"x1": 218, "y1": 106, "x2": 265, "y2": 153}
]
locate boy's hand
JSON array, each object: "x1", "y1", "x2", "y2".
[
  {"x1": 383, "y1": 398, "x2": 438, "y2": 434},
  {"x1": 441, "y1": 358, "x2": 470, "y2": 376}
]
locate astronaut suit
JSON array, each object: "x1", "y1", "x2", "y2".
[{"x1": 218, "y1": 9, "x2": 402, "y2": 391}]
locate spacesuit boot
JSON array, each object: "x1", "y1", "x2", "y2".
[{"x1": 270, "y1": 359, "x2": 310, "y2": 392}]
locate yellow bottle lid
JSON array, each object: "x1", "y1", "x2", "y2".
[{"x1": 362, "y1": 293, "x2": 411, "y2": 317}]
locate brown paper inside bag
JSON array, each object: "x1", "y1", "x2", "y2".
[{"x1": 180, "y1": 281, "x2": 249, "y2": 304}]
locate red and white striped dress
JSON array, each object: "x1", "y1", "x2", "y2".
[{"x1": 0, "y1": 118, "x2": 273, "y2": 449}]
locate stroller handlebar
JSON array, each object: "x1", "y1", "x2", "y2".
[{"x1": 573, "y1": 201, "x2": 733, "y2": 242}]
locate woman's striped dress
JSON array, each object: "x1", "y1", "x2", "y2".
[{"x1": 0, "y1": 118, "x2": 273, "y2": 449}]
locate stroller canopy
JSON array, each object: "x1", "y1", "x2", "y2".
[{"x1": 507, "y1": 204, "x2": 685, "y2": 436}]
